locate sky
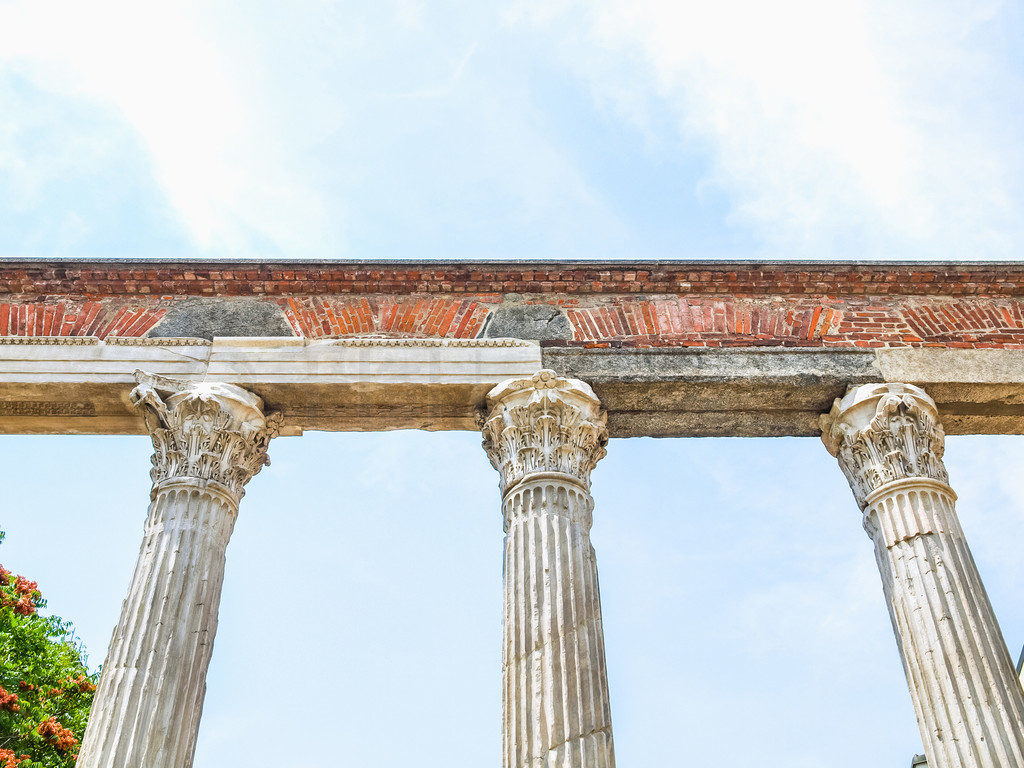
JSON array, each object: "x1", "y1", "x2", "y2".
[{"x1": 1, "y1": 1, "x2": 1024, "y2": 767}]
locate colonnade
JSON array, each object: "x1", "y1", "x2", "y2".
[{"x1": 76, "y1": 370, "x2": 1024, "y2": 768}]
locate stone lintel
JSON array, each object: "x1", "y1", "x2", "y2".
[
  {"x1": 0, "y1": 339, "x2": 1020, "y2": 436},
  {"x1": 0, "y1": 337, "x2": 542, "y2": 435},
  {"x1": 542, "y1": 346, "x2": 1024, "y2": 437}
]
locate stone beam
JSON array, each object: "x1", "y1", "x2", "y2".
[
  {"x1": 0, "y1": 337, "x2": 541, "y2": 434},
  {"x1": 0, "y1": 337, "x2": 1021, "y2": 436},
  {"x1": 543, "y1": 346, "x2": 1024, "y2": 437}
]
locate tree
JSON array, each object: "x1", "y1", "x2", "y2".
[{"x1": 0, "y1": 532, "x2": 96, "y2": 768}]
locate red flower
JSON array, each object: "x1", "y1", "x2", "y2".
[
  {"x1": 12, "y1": 576, "x2": 37, "y2": 597},
  {"x1": 63, "y1": 674, "x2": 96, "y2": 692},
  {"x1": 37, "y1": 716, "x2": 79, "y2": 751},
  {"x1": 0, "y1": 686, "x2": 19, "y2": 712}
]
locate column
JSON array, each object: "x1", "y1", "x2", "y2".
[
  {"x1": 78, "y1": 371, "x2": 279, "y2": 768},
  {"x1": 482, "y1": 369, "x2": 616, "y2": 768},
  {"x1": 820, "y1": 383, "x2": 1024, "y2": 768}
]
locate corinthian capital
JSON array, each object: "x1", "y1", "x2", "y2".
[
  {"x1": 131, "y1": 371, "x2": 280, "y2": 503},
  {"x1": 820, "y1": 383, "x2": 949, "y2": 509},
  {"x1": 482, "y1": 369, "x2": 608, "y2": 496}
]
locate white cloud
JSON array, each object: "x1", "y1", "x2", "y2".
[
  {"x1": 0, "y1": 0, "x2": 332, "y2": 256},
  {"x1": 5, "y1": 0, "x2": 1020, "y2": 258},
  {"x1": 0, "y1": 1, "x2": 635, "y2": 258},
  {"x1": 513, "y1": 0, "x2": 1024, "y2": 258}
]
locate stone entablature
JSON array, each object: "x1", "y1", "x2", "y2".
[
  {"x1": 0, "y1": 260, "x2": 1022, "y2": 349},
  {"x1": 0, "y1": 336, "x2": 1022, "y2": 437}
]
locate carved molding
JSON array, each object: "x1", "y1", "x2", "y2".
[
  {"x1": 107, "y1": 336, "x2": 212, "y2": 346},
  {"x1": 0, "y1": 336, "x2": 532, "y2": 348},
  {"x1": 131, "y1": 370, "x2": 280, "y2": 504},
  {"x1": 820, "y1": 383, "x2": 949, "y2": 509},
  {"x1": 0, "y1": 401, "x2": 95, "y2": 417},
  {"x1": 0, "y1": 336, "x2": 99, "y2": 345},
  {"x1": 482, "y1": 369, "x2": 607, "y2": 496},
  {"x1": 309, "y1": 337, "x2": 535, "y2": 347}
]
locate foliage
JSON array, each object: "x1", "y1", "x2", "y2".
[{"x1": 0, "y1": 532, "x2": 96, "y2": 767}]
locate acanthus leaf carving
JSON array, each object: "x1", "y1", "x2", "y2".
[
  {"x1": 131, "y1": 370, "x2": 281, "y2": 503},
  {"x1": 820, "y1": 383, "x2": 949, "y2": 511},
  {"x1": 482, "y1": 369, "x2": 607, "y2": 496}
]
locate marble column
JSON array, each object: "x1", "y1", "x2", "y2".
[
  {"x1": 482, "y1": 369, "x2": 616, "y2": 768},
  {"x1": 821, "y1": 383, "x2": 1024, "y2": 768},
  {"x1": 78, "y1": 371, "x2": 279, "y2": 768}
]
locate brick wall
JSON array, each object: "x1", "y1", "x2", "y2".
[
  {"x1": 0, "y1": 260, "x2": 1022, "y2": 348},
  {"x1": 1, "y1": 263, "x2": 1023, "y2": 296}
]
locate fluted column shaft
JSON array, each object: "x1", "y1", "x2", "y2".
[
  {"x1": 483, "y1": 369, "x2": 615, "y2": 768},
  {"x1": 822, "y1": 383, "x2": 1024, "y2": 768},
  {"x1": 78, "y1": 372, "x2": 278, "y2": 768}
]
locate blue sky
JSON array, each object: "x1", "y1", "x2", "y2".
[{"x1": 1, "y1": 2, "x2": 1024, "y2": 767}]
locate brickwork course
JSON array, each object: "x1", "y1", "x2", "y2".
[{"x1": 1, "y1": 260, "x2": 1022, "y2": 349}]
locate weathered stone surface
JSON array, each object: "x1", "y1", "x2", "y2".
[
  {"x1": 547, "y1": 346, "x2": 882, "y2": 436},
  {"x1": 0, "y1": 337, "x2": 540, "y2": 434},
  {"x1": 0, "y1": 339, "x2": 1021, "y2": 436},
  {"x1": 822, "y1": 384, "x2": 1024, "y2": 768},
  {"x1": 77, "y1": 375, "x2": 278, "y2": 768},
  {"x1": 544, "y1": 346, "x2": 1024, "y2": 436},
  {"x1": 543, "y1": 345, "x2": 881, "y2": 382},
  {"x1": 483, "y1": 370, "x2": 615, "y2": 768},
  {"x1": 483, "y1": 303, "x2": 573, "y2": 341},
  {"x1": 148, "y1": 299, "x2": 295, "y2": 340}
]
